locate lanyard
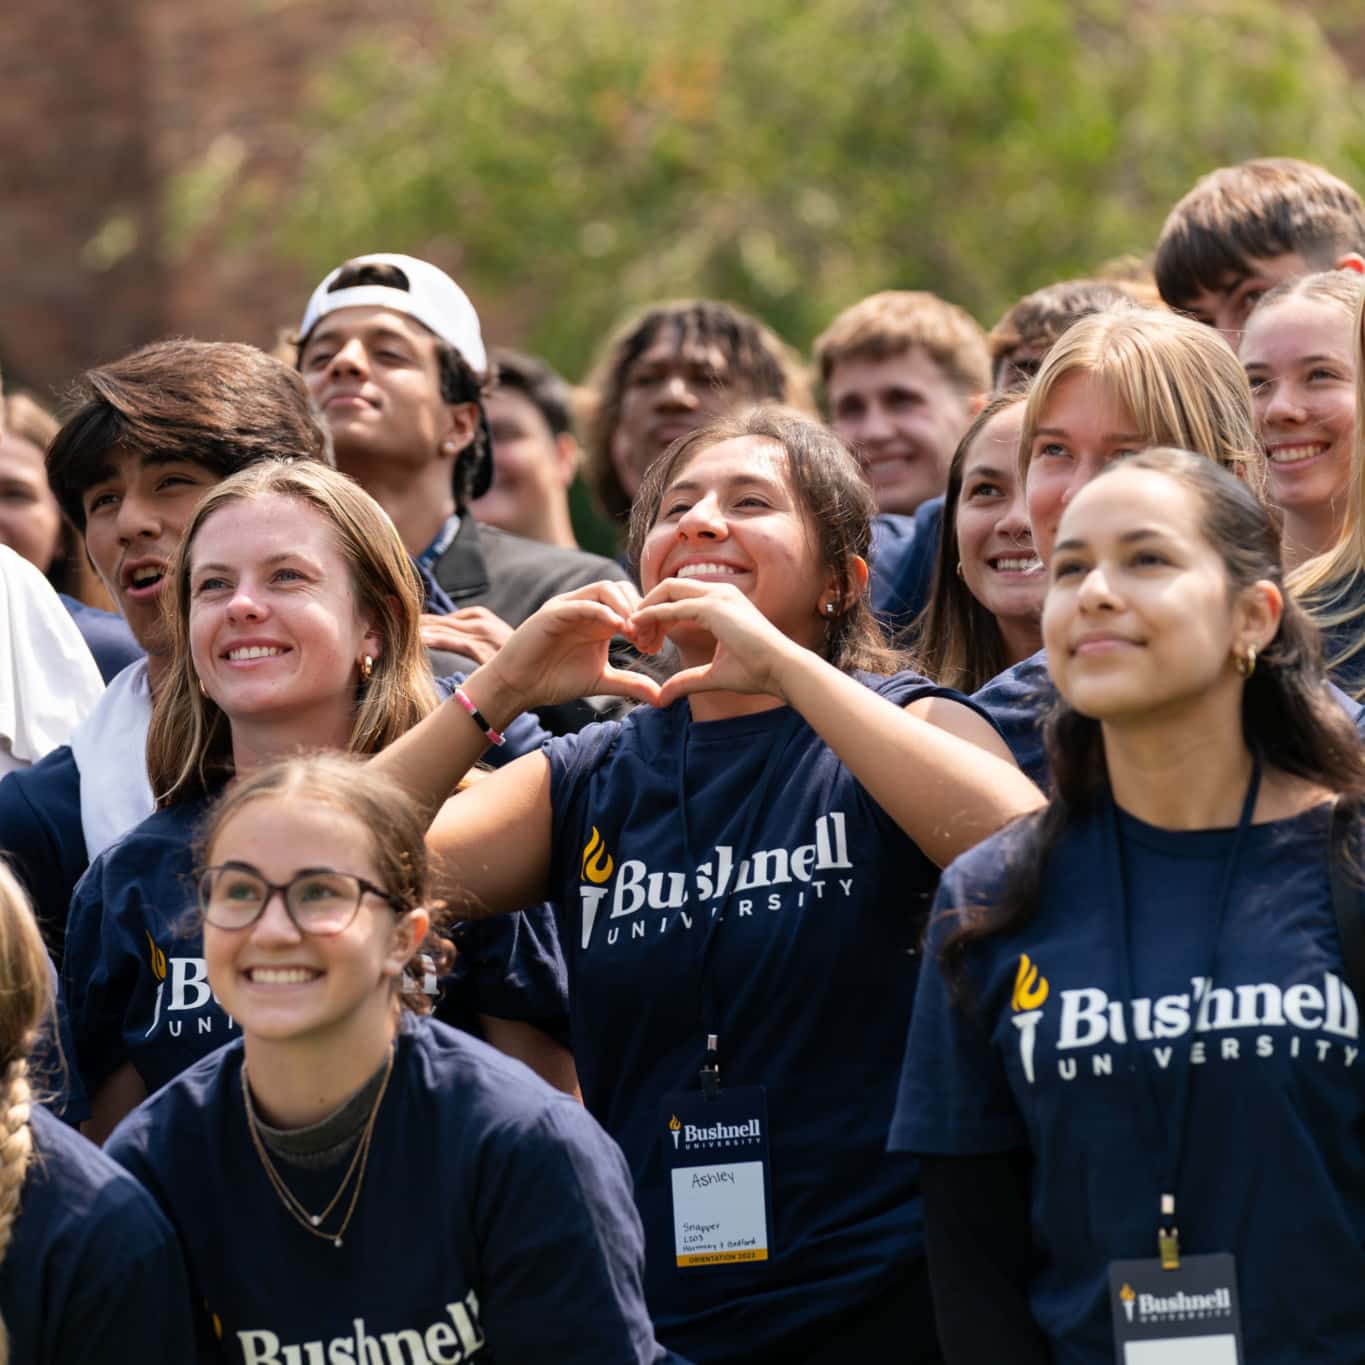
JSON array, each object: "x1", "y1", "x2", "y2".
[
  {"x1": 1103, "y1": 757, "x2": 1260, "y2": 1268},
  {"x1": 674, "y1": 702, "x2": 801, "y2": 1098},
  {"x1": 415, "y1": 513, "x2": 460, "y2": 571}
]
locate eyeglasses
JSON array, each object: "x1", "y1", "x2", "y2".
[{"x1": 198, "y1": 864, "x2": 409, "y2": 936}]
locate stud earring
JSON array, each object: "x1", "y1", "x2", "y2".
[
  {"x1": 823, "y1": 601, "x2": 836, "y2": 617},
  {"x1": 1235, "y1": 645, "x2": 1257, "y2": 679},
  {"x1": 360, "y1": 654, "x2": 375, "y2": 682}
]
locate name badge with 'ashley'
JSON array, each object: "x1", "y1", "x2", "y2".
[
  {"x1": 1110, "y1": 1255, "x2": 1243, "y2": 1364},
  {"x1": 661, "y1": 1087, "x2": 772, "y2": 1269}
]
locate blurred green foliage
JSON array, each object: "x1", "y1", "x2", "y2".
[
  {"x1": 263, "y1": 0, "x2": 1365, "y2": 547},
  {"x1": 275, "y1": 0, "x2": 1365, "y2": 372}
]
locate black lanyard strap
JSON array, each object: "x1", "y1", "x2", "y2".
[
  {"x1": 675, "y1": 703, "x2": 801, "y2": 1097},
  {"x1": 1104, "y1": 757, "x2": 1261, "y2": 1266}
]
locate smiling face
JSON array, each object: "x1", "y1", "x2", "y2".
[
  {"x1": 187, "y1": 494, "x2": 381, "y2": 740},
  {"x1": 1024, "y1": 371, "x2": 1147, "y2": 567},
  {"x1": 204, "y1": 797, "x2": 419, "y2": 1047},
  {"x1": 826, "y1": 348, "x2": 972, "y2": 515},
  {"x1": 81, "y1": 449, "x2": 221, "y2": 655},
  {"x1": 955, "y1": 403, "x2": 1044, "y2": 628},
  {"x1": 638, "y1": 435, "x2": 835, "y2": 656},
  {"x1": 1043, "y1": 465, "x2": 1250, "y2": 722},
  {"x1": 299, "y1": 305, "x2": 461, "y2": 472},
  {"x1": 1240, "y1": 296, "x2": 1356, "y2": 523}
]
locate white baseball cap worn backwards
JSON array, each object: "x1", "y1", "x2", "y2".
[{"x1": 298, "y1": 252, "x2": 488, "y2": 375}]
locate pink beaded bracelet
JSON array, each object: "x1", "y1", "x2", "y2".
[{"x1": 453, "y1": 686, "x2": 506, "y2": 747}]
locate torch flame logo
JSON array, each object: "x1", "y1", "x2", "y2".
[
  {"x1": 1120, "y1": 1284, "x2": 1136, "y2": 1303},
  {"x1": 669, "y1": 1115, "x2": 681, "y2": 1132},
  {"x1": 581, "y1": 827, "x2": 614, "y2": 884},
  {"x1": 145, "y1": 930, "x2": 167, "y2": 982},
  {"x1": 1012, "y1": 953, "x2": 1048, "y2": 1011}
]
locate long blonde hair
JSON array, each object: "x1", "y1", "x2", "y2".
[
  {"x1": 1283, "y1": 287, "x2": 1365, "y2": 694},
  {"x1": 1021, "y1": 308, "x2": 1265, "y2": 492},
  {"x1": 0, "y1": 863, "x2": 55, "y2": 1365},
  {"x1": 146, "y1": 461, "x2": 438, "y2": 804}
]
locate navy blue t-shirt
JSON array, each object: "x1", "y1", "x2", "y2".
[
  {"x1": 64, "y1": 794, "x2": 569, "y2": 1098},
  {"x1": 974, "y1": 647, "x2": 1365, "y2": 789},
  {"x1": 0, "y1": 744, "x2": 86, "y2": 953},
  {"x1": 545, "y1": 670, "x2": 971, "y2": 1360},
  {"x1": 895, "y1": 801, "x2": 1365, "y2": 1365},
  {"x1": 2, "y1": 1103, "x2": 195, "y2": 1363},
  {"x1": 106, "y1": 1017, "x2": 675, "y2": 1364},
  {"x1": 59, "y1": 593, "x2": 144, "y2": 683},
  {"x1": 869, "y1": 497, "x2": 944, "y2": 635},
  {"x1": 0, "y1": 682, "x2": 545, "y2": 969}
]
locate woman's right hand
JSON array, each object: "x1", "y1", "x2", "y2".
[{"x1": 470, "y1": 580, "x2": 663, "y2": 724}]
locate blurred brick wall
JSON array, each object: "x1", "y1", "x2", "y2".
[{"x1": 0, "y1": 0, "x2": 430, "y2": 403}]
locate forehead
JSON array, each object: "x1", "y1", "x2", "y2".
[
  {"x1": 629, "y1": 334, "x2": 730, "y2": 374},
  {"x1": 663, "y1": 435, "x2": 790, "y2": 491},
  {"x1": 1061, "y1": 465, "x2": 1204, "y2": 539},
  {"x1": 302, "y1": 305, "x2": 438, "y2": 354},
  {"x1": 964, "y1": 406, "x2": 1025, "y2": 470},
  {"x1": 210, "y1": 796, "x2": 378, "y2": 868},
  {"x1": 1037, "y1": 370, "x2": 1139, "y2": 430},
  {"x1": 827, "y1": 347, "x2": 956, "y2": 398},
  {"x1": 1239, "y1": 295, "x2": 1355, "y2": 359},
  {"x1": 0, "y1": 431, "x2": 48, "y2": 476},
  {"x1": 191, "y1": 492, "x2": 342, "y2": 560},
  {"x1": 485, "y1": 386, "x2": 551, "y2": 430},
  {"x1": 1183, "y1": 250, "x2": 1314, "y2": 307}
]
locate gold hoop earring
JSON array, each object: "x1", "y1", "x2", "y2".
[
  {"x1": 955, "y1": 562, "x2": 964, "y2": 579},
  {"x1": 197, "y1": 677, "x2": 208, "y2": 699},
  {"x1": 360, "y1": 654, "x2": 375, "y2": 683},
  {"x1": 1235, "y1": 645, "x2": 1257, "y2": 679}
]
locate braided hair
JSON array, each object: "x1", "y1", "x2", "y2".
[{"x1": 0, "y1": 863, "x2": 54, "y2": 1365}]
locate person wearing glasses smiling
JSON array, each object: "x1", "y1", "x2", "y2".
[
  {"x1": 63, "y1": 461, "x2": 571, "y2": 1144},
  {"x1": 105, "y1": 753, "x2": 675, "y2": 1364}
]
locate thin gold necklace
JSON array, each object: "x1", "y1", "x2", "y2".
[{"x1": 240, "y1": 1043, "x2": 395, "y2": 1250}]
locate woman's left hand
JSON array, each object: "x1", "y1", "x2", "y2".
[{"x1": 630, "y1": 579, "x2": 801, "y2": 705}]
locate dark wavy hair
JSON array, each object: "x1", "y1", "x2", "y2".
[
  {"x1": 626, "y1": 404, "x2": 907, "y2": 675},
  {"x1": 940, "y1": 446, "x2": 1365, "y2": 979}
]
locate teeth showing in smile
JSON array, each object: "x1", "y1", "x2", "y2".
[
  {"x1": 1268, "y1": 443, "x2": 1327, "y2": 465},
  {"x1": 248, "y1": 967, "x2": 317, "y2": 985},
  {"x1": 991, "y1": 556, "x2": 1043, "y2": 574},
  {"x1": 130, "y1": 567, "x2": 164, "y2": 588},
  {"x1": 227, "y1": 646, "x2": 285, "y2": 661},
  {"x1": 673, "y1": 562, "x2": 743, "y2": 579}
]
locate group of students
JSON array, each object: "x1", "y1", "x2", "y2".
[{"x1": 4, "y1": 152, "x2": 1365, "y2": 1364}]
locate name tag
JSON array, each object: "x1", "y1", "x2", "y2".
[
  {"x1": 660, "y1": 1087, "x2": 772, "y2": 1270},
  {"x1": 1109, "y1": 1254, "x2": 1243, "y2": 1363}
]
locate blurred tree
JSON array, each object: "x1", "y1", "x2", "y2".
[{"x1": 258, "y1": 0, "x2": 1365, "y2": 544}]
